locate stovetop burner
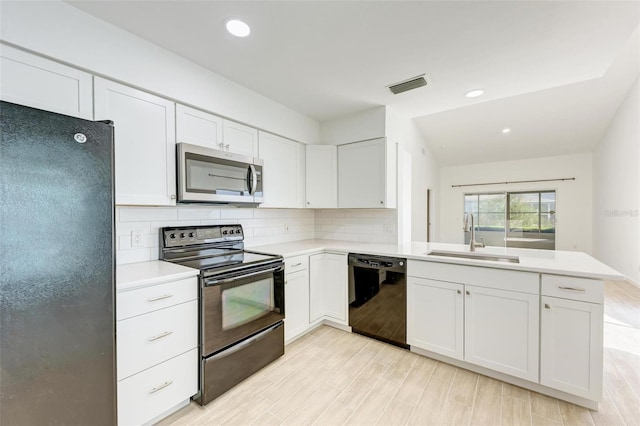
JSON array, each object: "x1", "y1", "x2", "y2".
[{"x1": 160, "y1": 224, "x2": 282, "y2": 275}]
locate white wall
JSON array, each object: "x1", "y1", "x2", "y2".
[
  {"x1": 319, "y1": 106, "x2": 386, "y2": 145},
  {"x1": 116, "y1": 206, "x2": 315, "y2": 264},
  {"x1": 593, "y1": 78, "x2": 639, "y2": 284},
  {"x1": 439, "y1": 153, "x2": 594, "y2": 254},
  {"x1": 386, "y1": 108, "x2": 440, "y2": 242},
  {"x1": 0, "y1": 1, "x2": 319, "y2": 144}
]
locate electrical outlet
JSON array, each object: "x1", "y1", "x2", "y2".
[
  {"x1": 384, "y1": 224, "x2": 392, "y2": 233},
  {"x1": 131, "y1": 230, "x2": 144, "y2": 248}
]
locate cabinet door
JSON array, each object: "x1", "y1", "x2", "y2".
[
  {"x1": 464, "y1": 285, "x2": 539, "y2": 381},
  {"x1": 338, "y1": 138, "x2": 386, "y2": 208},
  {"x1": 94, "y1": 78, "x2": 176, "y2": 205},
  {"x1": 540, "y1": 296, "x2": 603, "y2": 400},
  {"x1": 324, "y1": 253, "x2": 348, "y2": 323},
  {"x1": 407, "y1": 277, "x2": 464, "y2": 360},
  {"x1": 222, "y1": 119, "x2": 258, "y2": 157},
  {"x1": 258, "y1": 131, "x2": 305, "y2": 208},
  {"x1": 309, "y1": 253, "x2": 326, "y2": 322},
  {"x1": 0, "y1": 44, "x2": 92, "y2": 119},
  {"x1": 284, "y1": 270, "x2": 310, "y2": 342},
  {"x1": 305, "y1": 145, "x2": 337, "y2": 208},
  {"x1": 117, "y1": 348, "x2": 198, "y2": 426},
  {"x1": 176, "y1": 104, "x2": 223, "y2": 149}
]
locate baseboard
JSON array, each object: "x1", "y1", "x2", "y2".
[
  {"x1": 410, "y1": 346, "x2": 600, "y2": 410},
  {"x1": 624, "y1": 275, "x2": 640, "y2": 288}
]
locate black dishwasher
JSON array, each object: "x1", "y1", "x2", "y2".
[{"x1": 348, "y1": 253, "x2": 408, "y2": 348}]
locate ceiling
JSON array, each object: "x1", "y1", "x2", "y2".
[{"x1": 68, "y1": 1, "x2": 640, "y2": 166}]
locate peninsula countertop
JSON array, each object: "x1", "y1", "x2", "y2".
[{"x1": 248, "y1": 239, "x2": 624, "y2": 281}]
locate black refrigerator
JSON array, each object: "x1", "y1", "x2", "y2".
[{"x1": 0, "y1": 101, "x2": 116, "y2": 425}]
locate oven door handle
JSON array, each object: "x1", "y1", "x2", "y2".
[{"x1": 203, "y1": 266, "x2": 281, "y2": 286}]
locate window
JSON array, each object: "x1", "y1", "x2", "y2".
[{"x1": 464, "y1": 191, "x2": 556, "y2": 250}]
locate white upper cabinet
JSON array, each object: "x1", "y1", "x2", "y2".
[
  {"x1": 305, "y1": 145, "x2": 337, "y2": 209},
  {"x1": 176, "y1": 106, "x2": 257, "y2": 157},
  {"x1": 338, "y1": 138, "x2": 396, "y2": 208},
  {"x1": 258, "y1": 131, "x2": 305, "y2": 208},
  {"x1": 175, "y1": 104, "x2": 223, "y2": 150},
  {"x1": 94, "y1": 77, "x2": 176, "y2": 206},
  {"x1": 0, "y1": 44, "x2": 92, "y2": 119},
  {"x1": 222, "y1": 119, "x2": 258, "y2": 157}
]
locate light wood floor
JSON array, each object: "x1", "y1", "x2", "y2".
[{"x1": 160, "y1": 280, "x2": 640, "y2": 426}]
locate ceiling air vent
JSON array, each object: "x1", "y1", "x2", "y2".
[{"x1": 387, "y1": 74, "x2": 428, "y2": 95}]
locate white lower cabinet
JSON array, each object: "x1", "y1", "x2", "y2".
[
  {"x1": 309, "y1": 253, "x2": 326, "y2": 323},
  {"x1": 407, "y1": 261, "x2": 539, "y2": 381},
  {"x1": 118, "y1": 349, "x2": 198, "y2": 426},
  {"x1": 407, "y1": 277, "x2": 464, "y2": 360},
  {"x1": 464, "y1": 285, "x2": 539, "y2": 381},
  {"x1": 540, "y1": 287, "x2": 603, "y2": 400},
  {"x1": 324, "y1": 254, "x2": 348, "y2": 322},
  {"x1": 116, "y1": 277, "x2": 198, "y2": 425},
  {"x1": 407, "y1": 262, "x2": 606, "y2": 407},
  {"x1": 284, "y1": 268, "x2": 310, "y2": 343},
  {"x1": 309, "y1": 253, "x2": 348, "y2": 324}
]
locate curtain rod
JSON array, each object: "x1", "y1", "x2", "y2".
[{"x1": 451, "y1": 177, "x2": 575, "y2": 188}]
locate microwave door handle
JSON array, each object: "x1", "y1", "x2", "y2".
[{"x1": 249, "y1": 164, "x2": 257, "y2": 196}]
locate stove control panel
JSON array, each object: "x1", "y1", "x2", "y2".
[{"x1": 162, "y1": 224, "x2": 244, "y2": 248}]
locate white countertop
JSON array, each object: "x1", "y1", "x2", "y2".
[
  {"x1": 116, "y1": 260, "x2": 199, "y2": 291},
  {"x1": 248, "y1": 239, "x2": 624, "y2": 281}
]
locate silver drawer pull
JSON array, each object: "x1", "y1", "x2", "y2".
[
  {"x1": 148, "y1": 331, "x2": 173, "y2": 341},
  {"x1": 149, "y1": 380, "x2": 173, "y2": 394},
  {"x1": 291, "y1": 262, "x2": 302, "y2": 267},
  {"x1": 147, "y1": 294, "x2": 173, "y2": 302},
  {"x1": 558, "y1": 286, "x2": 586, "y2": 292}
]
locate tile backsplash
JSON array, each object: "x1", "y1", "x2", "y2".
[
  {"x1": 314, "y1": 209, "x2": 398, "y2": 244},
  {"x1": 116, "y1": 206, "x2": 398, "y2": 264}
]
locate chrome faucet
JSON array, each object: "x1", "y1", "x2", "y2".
[{"x1": 464, "y1": 213, "x2": 485, "y2": 252}]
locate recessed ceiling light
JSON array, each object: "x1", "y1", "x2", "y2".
[
  {"x1": 465, "y1": 89, "x2": 484, "y2": 98},
  {"x1": 225, "y1": 19, "x2": 251, "y2": 37},
  {"x1": 502, "y1": 128, "x2": 511, "y2": 134}
]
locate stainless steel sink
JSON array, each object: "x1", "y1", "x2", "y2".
[{"x1": 427, "y1": 250, "x2": 520, "y2": 263}]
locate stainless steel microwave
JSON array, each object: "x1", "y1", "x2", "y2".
[{"x1": 176, "y1": 143, "x2": 263, "y2": 205}]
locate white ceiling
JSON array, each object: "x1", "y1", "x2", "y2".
[{"x1": 68, "y1": 1, "x2": 640, "y2": 165}]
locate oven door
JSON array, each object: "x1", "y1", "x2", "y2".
[
  {"x1": 202, "y1": 263, "x2": 284, "y2": 355},
  {"x1": 177, "y1": 142, "x2": 263, "y2": 204}
]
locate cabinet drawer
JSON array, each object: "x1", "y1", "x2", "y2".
[
  {"x1": 118, "y1": 348, "x2": 198, "y2": 426},
  {"x1": 408, "y1": 260, "x2": 539, "y2": 294},
  {"x1": 541, "y1": 275, "x2": 603, "y2": 304},
  {"x1": 117, "y1": 300, "x2": 198, "y2": 380},
  {"x1": 285, "y1": 255, "x2": 309, "y2": 274},
  {"x1": 117, "y1": 277, "x2": 197, "y2": 320}
]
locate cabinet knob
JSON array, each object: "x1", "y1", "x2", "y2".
[
  {"x1": 170, "y1": 194, "x2": 176, "y2": 199},
  {"x1": 225, "y1": 144, "x2": 230, "y2": 150},
  {"x1": 457, "y1": 290, "x2": 461, "y2": 294},
  {"x1": 465, "y1": 290, "x2": 470, "y2": 295},
  {"x1": 380, "y1": 201, "x2": 384, "y2": 205},
  {"x1": 544, "y1": 303, "x2": 550, "y2": 309}
]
